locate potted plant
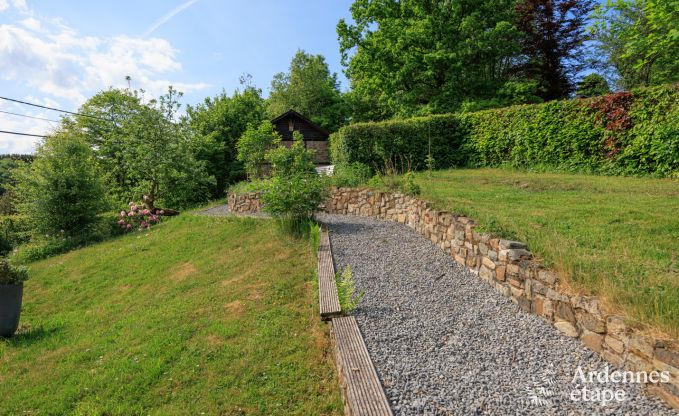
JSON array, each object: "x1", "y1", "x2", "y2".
[{"x1": 0, "y1": 258, "x2": 28, "y2": 337}]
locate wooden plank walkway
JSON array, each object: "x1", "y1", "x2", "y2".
[
  {"x1": 332, "y1": 316, "x2": 393, "y2": 416},
  {"x1": 318, "y1": 228, "x2": 342, "y2": 320}
]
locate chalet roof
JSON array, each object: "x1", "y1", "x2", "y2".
[{"x1": 271, "y1": 109, "x2": 331, "y2": 137}]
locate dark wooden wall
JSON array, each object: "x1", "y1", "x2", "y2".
[{"x1": 273, "y1": 113, "x2": 328, "y2": 141}]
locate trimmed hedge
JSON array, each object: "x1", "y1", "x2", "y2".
[{"x1": 330, "y1": 84, "x2": 679, "y2": 177}]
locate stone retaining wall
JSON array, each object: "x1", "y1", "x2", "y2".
[
  {"x1": 228, "y1": 187, "x2": 679, "y2": 409},
  {"x1": 227, "y1": 192, "x2": 263, "y2": 214}
]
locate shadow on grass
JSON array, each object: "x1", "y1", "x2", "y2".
[{"x1": 1, "y1": 324, "x2": 60, "y2": 346}]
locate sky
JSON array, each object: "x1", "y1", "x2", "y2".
[{"x1": 0, "y1": 0, "x2": 354, "y2": 154}]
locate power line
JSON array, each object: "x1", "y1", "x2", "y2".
[
  {"x1": 0, "y1": 96, "x2": 111, "y2": 122},
  {"x1": 0, "y1": 109, "x2": 60, "y2": 123},
  {"x1": 0, "y1": 130, "x2": 46, "y2": 138}
]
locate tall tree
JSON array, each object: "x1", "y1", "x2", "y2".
[
  {"x1": 186, "y1": 80, "x2": 266, "y2": 196},
  {"x1": 337, "y1": 0, "x2": 524, "y2": 119},
  {"x1": 514, "y1": 0, "x2": 594, "y2": 101},
  {"x1": 267, "y1": 50, "x2": 346, "y2": 131},
  {"x1": 592, "y1": 0, "x2": 679, "y2": 89}
]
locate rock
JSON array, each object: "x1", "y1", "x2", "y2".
[
  {"x1": 580, "y1": 330, "x2": 604, "y2": 353},
  {"x1": 555, "y1": 320, "x2": 579, "y2": 337},
  {"x1": 499, "y1": 240, "x2": 527, "y2": 250}
]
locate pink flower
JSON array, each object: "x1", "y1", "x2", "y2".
[
  {"x1": 140, "y1": 221, "x2": 148, "y2": 228},
  {"x1": 126, "y1": 224, "x2": 132, "y2": 229},
  {"x1": 142, "y1": 209, "x2": 150, "y2": 215},
  {"x1": 128, "y1": 212, "x2": 134, "y2": 217},
  {"x1": 120, "y1": 211, "x2": 126, "y2": 217},
  {"x1": 117, "y1": 219, "x2": 125, "y2": 225},
  {"x1": 131, "y1": 205, "x2": 138, "y2": 212},
  {"x1": 128, "y1": 202, "x2": 134, "y2": 207},
  {"x1": 159, "y1": 210, "x2": 164, "y2": 215}
]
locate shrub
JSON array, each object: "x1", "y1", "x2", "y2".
[
  {"x1": 335, "y1": 265, "x2": 364, "y2": 314},
  {"x1": 117, "y1": 202, "x2": 162, "y2": 231},
  {"x1": 0, "y1": 215, "x2": 30, "y2": 256},
  {"x1": 262, "y1": 134, "x2": 329, "y2": 228},
  {"x1": 330, "y1": 84, "x2": 679, "y2": 177},
  {"x1": 13, "y1": 131, "x2": 109, "y2": 240},
  {"x1": 331, "y1": 162, "x2": 372, "y2": 187},
  {"x1": 0, "y1": 258, "x2": 28, "y2": 285}
]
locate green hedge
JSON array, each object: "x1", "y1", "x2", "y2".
[{"x1": 330, "y1": 84, "x2": 679, "y2": 177}]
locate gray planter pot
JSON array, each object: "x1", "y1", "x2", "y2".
[{"x1": 0, "y1": 283, "x2": 23, "y2": 337}]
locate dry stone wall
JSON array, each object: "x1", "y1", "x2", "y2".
[
  {"x1": 227, "y1": 192, "x2": 263, "y2": 214},
  {"x1": 228, "y1": 187, "x2": 679, "y2": 409}
]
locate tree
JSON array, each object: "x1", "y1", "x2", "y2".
[
  {"x1": 267, "y1": 50, "x2": 346, "y2": 131},
  {"x1": 576, "y1": 73, "x2": 611, "y2": 97},
  {"x1": 13, "y1": 128, "x2": 108, "y2": 239},
  {"x1": 122, "y1": 87, "x2": 214, "y2": 210},
  {"x1": 77, "y1": 86, "x2": 215, "y2": 209},
  {"x1": 236, "y1": 120, "x2": 281, "y2": 179},
  {"x1": 337, "y1": 0, "x2": 524, "y2": 119},
  {"x1": 592, "y1": 0, "x2": 679, "y2": 89},
  {"x1": 514, "y1": 0, "x2": 595, "y2": 101},
  {"x1": 186, "y1": 81, "x2": 266, "y2": 196}
]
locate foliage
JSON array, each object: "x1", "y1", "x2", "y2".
[
  {"x1": 265, "y1": 132, "x2": 316, "y2": 178},
  {"x1": 0, "y1": 215, "x2": 30, "y2": 257},
  {"x1": 0, "y1": 189, "x2": 17, "y2": 215},
  {"x1": 186, "y1": 82, "x2": 266, "y2": 196},
  {"x1": 576, "y1": 73, "x2": 612, "y2": 97},
  {"x1": 262, "y1": 134, "x2": 329, "y2": 227},
  {"x1": 77, "y1": 87, "x2": 215, "y2": 209},
  {"x1": 267, "y1": 50, "x2": 346, "y2": 131},
  {"x1": 236, "y1": 120, "x2": 281, "y2": 179},
  {"x1": 13, "y1": 130, "x2": 108, "y2": 240},
  {"x1": 331, "y1": 162, "x2": 372, "y2": 188},
  {"x1": 0, "y1": 215, "x2": 343, "y2": 414},
  {"x1": 0, "y1": 258, "x2": 28, "y2": 285},
  {"x1": 514, "y1": 0, "x2": 594, "y2": 100},
  {"x1": 335, "y1": 265, "x2": 364, "y2": 314},
  {"x1": 331, "y1": 83, "x2": 679, "y2": 177},
  {"x1": 337, "y1": 0, "x2": 524, "y2": 119},
  {"x1": 117, "y1": 202, "x2": 162, "y2": 231},
  {"x1": 0, "y1": 157, "x2": 27, "y2": 196},
  {"x1": 592, "y1": 0, "x2": 679, "y2": 89}
]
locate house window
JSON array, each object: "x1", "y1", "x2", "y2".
[{"x1": 288, "y1": 119, "x2": 294, "y2": 131}]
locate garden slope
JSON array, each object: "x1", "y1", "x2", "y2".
[
  {"x1": 413, "y1": 168, "x2": 679, "y2": 337},
  {"x1": 0, "y1": 215, "x2": 342, "y2": 415}
]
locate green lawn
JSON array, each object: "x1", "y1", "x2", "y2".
[
  {"x1": 412, "y1": 168, "x2": 679, "y2": 337},
  {"x1": 0, "y1": 214, "x2": 342, "y2": 415}
]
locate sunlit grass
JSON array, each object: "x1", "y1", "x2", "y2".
[
  {"x1": 413, "y1": 168, "x2": 679, "y2": 337},
  {"x1": 0, "y1": 214, "x2": 342, "y2": 415}
]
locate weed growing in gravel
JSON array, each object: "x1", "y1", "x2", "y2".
[{"x1": 336, "y1": 265, "x2": 364, "y2": 313}]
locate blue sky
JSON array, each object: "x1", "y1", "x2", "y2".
[{"x1": 0, "y1": 0, "x2": 354, "y2": 153}]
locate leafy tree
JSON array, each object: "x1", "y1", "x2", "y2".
[
  {"x1": 576, "y1": 73, "x2": 611, "y2": 97},
  {"x1": 592, "y1": 0, "x2": 679, "y2": 89},
  {"x1": 337, "y1": 0, "x2": 523, "y2": 119},
  {"x1": 13, "y1": 128, "x2": 108, "y2": 239},
  {"x1": 236, "y1": 120, "x2": 281, "y2": 179},
  {"x1": 77, "y1": 86, "x2": 214, "y2": 209},
  {"x1": 265, "y1": 131, "x2": 316, "y2": 178},
  {"x1": 186, "y1": 81, "x2": 266, "y2": 196},
  {"x1": 267, "y1": 50, "x2": 346, "y2": 131},
  {"x1": 514, "y1": 0, "x2": 594, "y2": 100},
  {"x1": 122, "y1": 87, "x2": 214, "y2": 210}
]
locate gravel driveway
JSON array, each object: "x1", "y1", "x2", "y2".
[{"x1": 318, "y1": 213, "x2": 675, "y2": 416}]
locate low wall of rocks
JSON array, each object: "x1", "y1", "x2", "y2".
[
  {"x1": 227, "y1": 192, "x2": 263, "y2": 214},
  {"x1": 229, "y1": 187, "x2": 679, "y2": 408}
]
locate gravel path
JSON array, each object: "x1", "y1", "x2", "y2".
[{"x1": 318, "y1": 213, "x2": 675, "y2": 416}]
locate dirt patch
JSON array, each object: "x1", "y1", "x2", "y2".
[
  {"x1": 170, "y1": 263, "x2": 197, "y2": 282},
  {"x1": 205, "y1": 334, "x2": 224, "y2": 347},
  {"x1": 225, "y1": 300, "x2": 245, "y2": 316}
]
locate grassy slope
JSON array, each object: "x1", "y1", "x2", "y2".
[
  {"x1": 413, "y1": 168, "x2": 679, "y2": 337},
  {"x1": 0, "y1": 214, "x2": 342, "y2": 415}
]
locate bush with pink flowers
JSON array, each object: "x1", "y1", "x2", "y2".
[{"x1": 117, "y1": 202, "x2": 162, "y2": 231}]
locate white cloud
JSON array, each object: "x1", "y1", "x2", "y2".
[{"x1": 0, "y1": 2, "x2": 208, "y2": 153}]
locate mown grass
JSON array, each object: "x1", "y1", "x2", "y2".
[
  {"x1": 0, "y1": 214, "x2": 342, "y2": 415},
  {"x1": 412, "y1": 168, "x2": 679, "y2": 337}
]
